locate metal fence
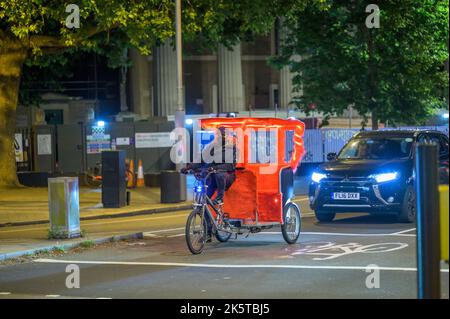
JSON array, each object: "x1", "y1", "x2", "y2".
[
  {"x1": 302, "y1": 125, "x2": 449, "y2": 163},
  {"x1": 15, "y1": 123, "x2": 449, "y2": 172}
]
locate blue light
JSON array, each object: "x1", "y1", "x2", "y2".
[
  {"x1": 97, "y1": 120, "x2": 105, "y2": 127},
  {"x1": 370, "y1": 172, "x2": 398, "y2": 183},
  {"x1": 288, "y1": 116, "x2": 296, "y2": 120},
  {"x1": 312, "y1": 172, "x2": 327, "y2": 183},
  {"x1": 442, "y1": 113, "x2": 449, "y2": 119},
  {"x1": 229, "y1": 112, "x2": 236, "y2": 118},
  {"x1": 194, "y1": 185, "x2": 203, "y2": 193},
  {"x1": 185, "y1": 119, "x2": 193, "y2": 125}
]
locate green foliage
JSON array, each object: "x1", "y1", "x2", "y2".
[
  {"x1": 1, "y1": 0, "x2": 323, "y2": 106},
  {"x1": 79, "y1": 240, "x2": 95, "y2": 248},
  {"x1": 275, "y1": 0, "x2": 449, "y2": 128}
]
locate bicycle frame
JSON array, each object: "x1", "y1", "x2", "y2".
[{"x1": 191, "y1": 169, "x2": 275, "y2": 237}]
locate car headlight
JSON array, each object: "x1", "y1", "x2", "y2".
[
  {"x1": 370, "y1": 172, "x2": 398, "y2": 183},
  {"x1": 312, "y1": 172, "x2": 327, "y2": 183}
]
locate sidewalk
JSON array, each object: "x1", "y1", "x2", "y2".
[{"x1": 0, "y1": 186, "x2": 193, "y2": 227}]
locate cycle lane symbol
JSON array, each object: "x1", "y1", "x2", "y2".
[{"x1": 291, "y1": 241, "x2": 409, "y2": 261}]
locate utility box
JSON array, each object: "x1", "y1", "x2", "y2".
[
  {"x1": 48, "y1": 177, "x2": 80, "y2": 238},
  {"x1": 160, "y1": 170, "x2": 186, "y2": 203},
  {"x1": 102, "y1": 150, "x2": 126, "y2": 208}
]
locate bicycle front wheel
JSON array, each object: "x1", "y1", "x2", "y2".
[{"x1": 185, "y1": 209, "x2": 207, "y2": 254}]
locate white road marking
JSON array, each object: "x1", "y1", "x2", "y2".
[
  {"x1": 393, "y1": 228, "x2": 416, "y2": 235},
  {"x1": 45, "y1": 294, "x2": 60, "y2": 298},
  {"x1": 96, "y1": 297, "x2": 112, "y2": 299},
  {"x1": 143, "y1": 228, "x2": 415, "y2": 239},
  {"x1": 255, "y1": 231, "x2": 415, "y2": 237},
  {"x1": 167, "y1": 233, "x2": 185, "y2": 238},
  {"x1": 142, "y1": 233, "x2": 161, "y2": 238},
  {"x1": 0, "y1": 292, "x2": 11, "y2": 295},
  {"x1": 34, "y1": 258, "x2": 449, "y2": 273},
  {"x1": 144, "y1": 227, "x2": 185, "y2": 234}
]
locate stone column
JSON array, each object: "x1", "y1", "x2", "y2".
[
  {"x1": 218, "y1": 43, "x2": 244, "y2": 113},
  {"x1": 154, "y1": 40, "x2": 178, "y2": 116},
  {"x1": 129, "y1": 49, "x2": 152, "y2": 118},
  {"x1": 278, "y1": 20, "x2": 301, "y2": 110}
]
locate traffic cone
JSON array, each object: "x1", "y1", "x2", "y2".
[
  {"x1": 127, "y1": 159, "x2": 135, "y2": 188},
  {"x1": 136, "y1": 159, "x2": 145, "y2": 188}
]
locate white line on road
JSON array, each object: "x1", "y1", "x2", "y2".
[
  {"x1": 393, "y1": 228, "x2": 416, "y2": 235},
  {"x1": 144, "y1": 227, "x2": 185, "y2": 234},
  {"x1": 167, "y1": 233, "x2": 186, "y2": 238},
  {"x1": 34, "y1": 258, "x2": 449, "y2": 273},
  {"x1": 45, "y1": 294, "x2": 60, "y2": 298},
  {"x1": 255, "y1": 231, "x2": 416, "y2": 237},
  {"x1": 0, "y1": 292, "x2": 11, "y2": 295}
]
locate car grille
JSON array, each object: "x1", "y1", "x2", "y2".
[{"x1": 321, "y1": 176, "x2": 372, "y2": 188}]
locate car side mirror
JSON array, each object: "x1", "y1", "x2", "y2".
[{"x1": 327, "y1": 152, "x2": 337, "y2": 161}]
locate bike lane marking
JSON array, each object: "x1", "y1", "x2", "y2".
[{"x1": 33, "y1": 258, "x2": 449, "y2": 273}]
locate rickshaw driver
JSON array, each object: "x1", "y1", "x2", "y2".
[
  {"x1": 181, "y1": 127, "x2": 237, "y2": 240},
  {"x1": 182, "y1": 126, "x2": 237, "y2": 204}
]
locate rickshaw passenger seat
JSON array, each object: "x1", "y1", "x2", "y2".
[{"x1": 223, "y1": 169, "x2": 257, "y2": 220}]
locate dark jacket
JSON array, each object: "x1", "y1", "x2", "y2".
[{"x1": 189, "y1": 140, "x2": 237, "y2": 172}]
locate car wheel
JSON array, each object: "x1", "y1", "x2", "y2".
[
  {"x1": 314, "y1": 210, "x2": 336, "y2": 222},
  {"x1": 397, "y1": 185, "x2": 416, "y2": 223}
]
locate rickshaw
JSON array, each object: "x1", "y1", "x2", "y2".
[{"x1": 185, "y1": 117, "x2": 305, "y2": 254}]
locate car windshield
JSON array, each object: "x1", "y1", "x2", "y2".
[{"x1": 338, "y1": 136, "x2": 414, "y2": 160}]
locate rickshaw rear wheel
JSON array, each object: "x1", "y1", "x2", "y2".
[
  {"x1": 186, "y1": 209, "x2": 208, "y2": 254},
  {"x1": 281, "y1": 202, "x2": 301, "y2": 244}
]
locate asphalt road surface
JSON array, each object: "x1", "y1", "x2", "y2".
[{"x1": 0, "y1": 197, "x2": 448, "y2": 299}]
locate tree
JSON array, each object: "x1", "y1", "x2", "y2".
[
  {"x1": 1, "y1": 0, "x2": 320, "y2": 187},
  {"x1": 274, "y1": 0, "x2": 449, "y2": 129}
]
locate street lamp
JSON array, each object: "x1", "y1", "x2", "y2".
[{"x1": 174, "y1": 0, "x2": 185, "y2": 171}]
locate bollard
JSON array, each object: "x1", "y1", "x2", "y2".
[
  {"x1": 415, "y1": 143, "x2": 441, "y2": 299},
  {"x1": 48, "y1": 177, "x2": 80, "y2": 239}
]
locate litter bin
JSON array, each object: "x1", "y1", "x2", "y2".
[
  {"x1": 48, "y1": 177, "x2": 80, "y2": 238},
  {"x1": 160, "y1": 170, "x2": 187, "y2": 203}
]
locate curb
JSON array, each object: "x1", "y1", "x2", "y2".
[
  {"x1": 0, "y1": 203, "x2": 193, "y2": 228},
  {"x1": 0, "y1": 232, "x2": 144, "y2": 262}
]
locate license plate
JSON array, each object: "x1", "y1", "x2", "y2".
[{"x1": 332, "y1": 192, "x2": 360, "y2": 200}]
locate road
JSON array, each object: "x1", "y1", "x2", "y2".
[{"x1": 0, "y1": 196, "x2": 448, "y2": 299}]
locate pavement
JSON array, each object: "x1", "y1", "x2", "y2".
[
  {"x1": 0, "y1": 176, "x2": 310, "y2": 227},
  {"x1": 0, "y1": 186, "x2": 192, "y2": 227},
  {"x1": 0, "y1": 207, "x2": 448, "y2": 299}
]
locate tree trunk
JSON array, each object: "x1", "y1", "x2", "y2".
[
  {"x1": 371, "y1": 111, "x2": 379, "y2": 130},
  {"x1": 0, "y1": 34, "x2": 27, "y2": 187}
]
